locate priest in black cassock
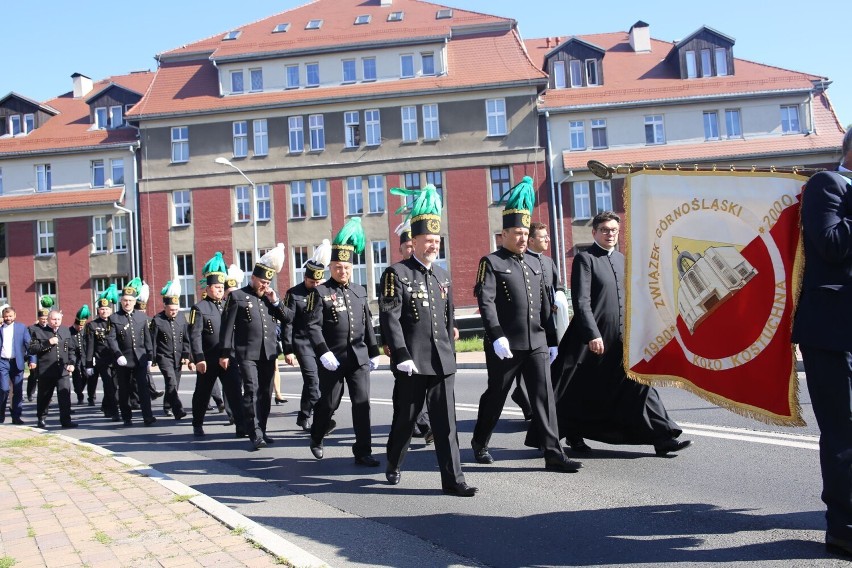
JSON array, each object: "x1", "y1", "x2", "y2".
[{"x1": 527, "y1": 211, "x2": 691, "y2": 456}]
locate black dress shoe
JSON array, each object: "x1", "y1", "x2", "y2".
[
  {"x1": 251, "y1": 437, "x2": 267, "y2": 451},
  {"x1": 77, "y1": 394, "x2": 84, "y2": 404},
  {"x1": 123, "y1": 419, "x2": 133, "y2": 426},
  {"x1": 568, "y1": 438, "x2": 593, "y2": 453},
  {"x1": 274, "y1": 396, "x2": 288, "y2": 405},
  {"x1": 61, "y1": 422, "x2": 78, "y2": 429},
  {"x1": 163, "y1": 409, "x2": 173, "y2": 417},
  {"x1": 325, "y1": 419, "x2": 337, "y2": 435},
  {"x1": 654, "y1": 438, "x2": 692, "y2": 456},
  {"x1": 193, "y1": 426, "x2": 205, "y2": 437},
  {"x1": 385, "y1": 469, "x2": 401, "y2": 485},
  {"x1": 88, "y1": 398, "x2": 96, "y2": 407},
  {"x1": 310, "y1": 442, "x2": 324, "y2": 459},
  {"x1": 130, "y1": 403, "x2": 141, "y2": 410},
  {"x1": 37, "y1": 419, "x2": 47, "y2": 429},
  {"x1": 151, "y1": 390, "x2": 165, "y2": 400},
  {"x1": 354, "y1": 455, "x2": 380, "y2": 467},
  {"x1": 235, "y1": 430, "x2": 248, "y2": 438},
  {"x1": 262, "y1": 434, "x2": 275, "y2": 444},
  {"x1": 296, "y1": 415, "x2": 312, "y2": 432},
  {"x1": 442, "y1": 482, "x2": 478, "y2": 497},
  {"x1": 544, "y1": 453, "x2": 582, "y2": 472},
  {"x1": 143, "y1": 417, "x2": 157, "y2": 426},
  {"x1": 111, "y1": 414, "x2": 122, "y2": 422},
  {"x1": 217, "y1": 403, "x2": 226, "y2": 413},
  {"x1": 12, "y1": 418, "x2": 25, "y2": 425},
  {"x1": 172, "y1": 409, "x2": 187, "y2": 420},
  {"x1": 826, "y1": 534, "x2": 852, "y2": 557},
  {"x1": 471, "y1": 440, "x2": 494, "y2": 464},
  {"x1": 424, "y1": 430, "x2": 435, "y2": 446}
]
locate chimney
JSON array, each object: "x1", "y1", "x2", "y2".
[
  {"x1": 546, "y1": 37, "x2": 551, "y2": 48},
  {"x1": 629, "y1": 21, "x2": 651, "y2": 52},
  {"x1": 71, "y1": 73, "x2": 93, "y2": 98},
  {"x1": 380, "y1": 0, "x2": 392, "y2": 6}
]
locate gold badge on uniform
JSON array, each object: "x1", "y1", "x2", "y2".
[
  {"x1": 521, "y1": 214, "x2": 531, "y2": 228},
  {"x1": 338, "y1": 249, "x2": 351, "y2": 262},
  {"x1": 427, "y1": 219, "x2": 441, "y2": 234},
  {"x1": 265, "y1": 268, "x2": 274, "y2": 280}
]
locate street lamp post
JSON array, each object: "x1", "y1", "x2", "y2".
[{"x1": 214, "y1": 157, "x2": 258, "y2": 266}]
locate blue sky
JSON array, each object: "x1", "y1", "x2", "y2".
[{"x1": 4, "y1": 1, "x2": 848, "y2": 132}]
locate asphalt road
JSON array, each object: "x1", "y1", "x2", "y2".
[{"x1": 51, "y1": 367, "x2": 843, "y2": 568}]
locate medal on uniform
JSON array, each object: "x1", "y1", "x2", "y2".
[{"x1": 422, "y1": 301, "x2": 430, "y2": 307}]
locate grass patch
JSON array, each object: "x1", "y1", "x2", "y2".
[
  {"x1": 0, "y1": 457, "x2": 13, "y2": 465},
  {"x1": 274, "y1": 557, "x2": 296, "y2": 567},
  {"x1": 41, "y1": 503, "x2": 57, "y2": 509},
  {"x1": 171, "y1": 494, "x2": 194, "y2": 503},
  {"x1": 455, "y1": 336, "x2": 483, "y2": 352},
  {"x1": 0, "y1": 437, "x2": 50, "y2": 449},
  {"x1": 0, "y1": 555, "x2": 17, "y2": 568},
  {"x1": 13, "y1": 505, "x2": 25, "y2": 511},
  {"x1": 92, "y1": 531, "x2": 112, "y2": 545},
  {"x1": 230, "y1": 526, "x2": 247, "y2": 537},
  {"x1": 26, "y1": 526, "x2": 35, "y2": 538}
]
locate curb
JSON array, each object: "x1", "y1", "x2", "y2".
[
  {"x1": 278, "y1": 361, "x2": 806, "y2": 372},
  {"x1": 25, "y1": 426, "x2": 330, "y2": 568}
]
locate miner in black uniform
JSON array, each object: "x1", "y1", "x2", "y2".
[
  {"x1": 219, "y1": 245, "x2": 293, "y2": 450},
  {"x1": 85, "y1": 285, "x2": 120, "y2": 420},
  {"x1": 26, "y1": 298, "x2": 51, "y2": 401},
  {"x1": 306, "y1": 218, "x2": 381, "y2": 466},
  {"x1": 70, "y1": 305, "x2": 91, "y2": 405},
  {"x1": 282, "y1": 240, "x2": 330, "y2": 431},
  {"x1": 151, "y1": 281, "x2": 190, "y2": 420},
  {"x1": 381, "y1": 184, "x2": 476, "y2": 496},
  {"x1": 471, "y1": 176, "x2": 581, "y2": 473},
  {"x1": 106, "y1": 278, "x2": 156, "y2": 426},
  {"x1": 29, "y1": 309, "x2": 77, "y2": 429}
]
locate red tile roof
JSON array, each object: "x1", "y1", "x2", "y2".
[
  {"x1": 0, "y1": 187, "x2": 124, "y2": 212},
  {"x1": 0, "y1": 72, "x2": 154, "y2": 156}
]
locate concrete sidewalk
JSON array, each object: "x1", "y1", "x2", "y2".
[{"x1": 0, "y1": 426, "x2": 327, "y2": 568}]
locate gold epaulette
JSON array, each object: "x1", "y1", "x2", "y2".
[{"x1": 476, "y1": 258, "x2": 488, "y2": 284}]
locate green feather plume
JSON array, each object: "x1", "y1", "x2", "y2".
[
  {"x1": 201, "y1": 252, "x2": 227, "y2": 276},
  {"x1": 501, "y1": 175, "x2": 535, "y2": 212},
  {"x1": 99, "y1": 284, "x2": 121, "y2": 305},
  {"x1": 333, "y1": 217, "x2": 366, "y2": 254},
  {"x1": 123, "y1": 277, "x2": 142, "y2": 296},
  {"x1": 40, "y1": 295, "x2": 54, "y2": 309},
  {"x1": 391, "y1": 184, "x2": 442, "y2": 219},
  {"x1": 76, "y1": 304, "x2": 91, "y2": 320}
]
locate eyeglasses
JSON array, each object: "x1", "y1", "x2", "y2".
[{"x1": 596, "y1": 227, "x2": 619, "y2": 235}]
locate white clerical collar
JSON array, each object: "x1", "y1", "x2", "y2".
[
  {"x1": 526, "y1": 249, "x2": 542, "y2": 258},
  {"x1": 593, "y1": 242, "x2": 615, "y2": 256},
  {"x1": 412, "y1": 254, "x2": 432, "y2": 271},
  {"x1": 839, "y1": 163, "x2": 851, "y2": 173}
]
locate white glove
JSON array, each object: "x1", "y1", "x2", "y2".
[
  {"x1": 116, "y1": 356, "x2": 128, "y2": 367},
  {"x1": 493, "y1": 337, "x2": 513, "y2": 360},
  {"x1": 320, "y1": 351, "x2": 340, "y2": 371},
  {"x1": 147, "y1": 361, "x2": 152, "y2": 370},
  {"x1": 396, "y1": 360, "x2": 419, "y2": 376},
  {"x1": 369, "y1": 356, "x2": 381, "y2": 371},
  {"x1": 85, "y1": 368, "x2": 94, "y2": 377},
  {"x1": 549, "y1": 347, "x2": 558, "y2": 364}
]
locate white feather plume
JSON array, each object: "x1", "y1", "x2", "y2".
[
  {"x1": 258, "y1": 243, "x2": 286, "y2": 273},
  {"x1": 162, "y1": 280, "x2": 181, "y2": 297},
  {"x1": 310, "y1": 239, "x2": 332, "y2": 267},
  {"x1": 137, "y1": 282, "x2": 150, "y2": 303},
  {"x1": 394, "y1": 219, "x2": 411, "y2": 237},
  {"x1": 227, "y1": 263, "x2": 245, "y2": 283}
]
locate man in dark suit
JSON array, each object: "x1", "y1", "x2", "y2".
[
  {"x1": 792, "y1": 128, "x2": 852, "y2": 557},
  {"x1": 26, "y1": 304, "x2": 50, "y2": 401},
  {"x1": 0, "y1": 306, "x2": 32, "y2": 424},
  {"x1": 28, "y1": 309, "x2": 77, "y2": 429},
  {"x1": 85, "y1": 287, "x2": 120, "y2": 420},
  {"x1": 151, "y1": 282, "x2": 190, "y2": 421},
  {"x1": 69, "y1": 305, "x2": 91, "y2": 405}
]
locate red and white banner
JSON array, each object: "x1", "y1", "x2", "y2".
[{"x1": 624, "y1": 170, "x2": 806, "y2": 426}]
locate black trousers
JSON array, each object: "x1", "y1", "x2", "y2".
[
  {"x1": 27, "y1": 365, "x2": 38, "y2": 399},
  {"x1": 158, "y1": 360, "x2": 184, "y2": 415},
  {"x1": 387, "y1": 372, "x2": 465, "y2": 487},
  {"x1": 36, "y1": 371, "x2": 72, "y2": 425},
  {"x1": 473, "y1": 347, "x2": 563, "y2": 457},
  {"x1": 310, "y1": 358, "x2": 372, "y2": 458},
  {"x1": 116, "y1": 361, "x2": 153, "y2": 422},
  {"x1": 95, "y1": 363, "x2": 118, "y2": 417},
  {"x1": 238, "y1": 357, "x2": 276, "y2": 440},
  {"x1": 192, "y1": 358, "x2": 243, "y2": 430},
  {"x1": 295, "y1": 347, "x2": 320, "y2": 419},
  {"x1": 801, "y1": 345, "x2": 852, "y2": 540},
  {"x1": 72, "y1": 366, "x2": 97, "y2": 401}
]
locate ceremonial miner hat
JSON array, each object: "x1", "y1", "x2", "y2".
[
  {"x1": 97, "y1": 284, "x2": 120, "y2": 308},
  {"x1": 161, "y1": 280, "x2": 181, "y2": 306},
  {"x1": 331, "y1": 218, "x2": 365, "y2": 263},
  {"x1": 500, "y1": 175, "x2": 535, "y2": 229},
  {"x1": 253, "y1": 243, "x2": 286, "y2": 280},
  {"x1": 122, "y1": 277, "x2": 142, "y2": 298},
  {"x1": 38, "y1": 295, "x2": 54, "y2": 317},
  {"x1": 75, "y1": 304, "x2": 90, "y2": 326},
  {"x1": 395, "y1": 219, "x2": 412, "y2": 245},
  {"x1": 391, "y1": 183, "x2": 442, "y2": 237},
  {"x1": 201, "y1": 252, "x2": 227, "y2": 286},
  {"x1": 304, "y1": 239, "x2": 332, "y2": 281},
  {"x1": 135, "y1": 281, "x2": 150, "y2": 310},
  {"x1": 225, "y1": 263, "x2": 245, "y2": 290}
]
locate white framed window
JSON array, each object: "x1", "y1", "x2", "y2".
[
  {"x1": 237, "y1": 251, "x2": 253, "y2": 287},
  {"x1": 569, "y1": 121, "x2": 585, "y2": 150},
  {"x1": 591, "y1": 119, "x2": 607, "y2": 149},
  {"x1": 36, "y1": 164, "x2": 51, "y2": 192},
  {"x1": 109, "y1": 105, "x2": 123, "y2": 128},
  {"x1": 569, "y1": 60, "x2": 583, "y2": 87},
  {"x1": 306, "y1": 19, "x2": 323, "y2": 30},
  {"x1": 37, "y1": 220, "x2": 55, "y2": 255},
  {"x1": 553, "y1": 61, "x2": 566, "y2": 89},
  {"x1": 401, "y1": 106, "x2": 418, "y2": 142},
  {"x1": 292, "y1": 246, "x2": 309, "y2": 285},
  {"x1": 365, "y1": 109, "x2": 381, "y2": 146},
  {"x1": 24, "y1": 113, "x2": 34, "y2": 134},
  {"x1": 573, "y1": 181, "x2": 591, "y2": 219},
  {"x1": 233, "y1": 121, "x2": 248, "y2": 157},
  {"x1": 644, "y1": 115, "x2": 665, "y2": 145},
  {"x1": 93, "y1": 216, "x2": 108, "y2": 253},
  {"x1": 700, "y1": 49, "x2": 712, "y2": 78},
  {"x1": 400, "y1": 54, "x2": 414, "y2": 78},
  {"x1": 347, "y1": 177, "x2": 364, "y2": 215},
  {"x1": 223, "y1": 30, "x2": 240, "y2": 40},
  {"x1": 363, "y1": 57, "x2": 377, "y2": 81},
  {"x1": 92, "y1": 278, "x2": 121, "y2": 306},
  {"x1": 685, "y1": 50, "x2": 697, "y2": 79},
  {"x1": 354, "y1": 14, "x2": 371, "y2": 25},
  {"x1": 256, "y1": 184, "x2": 271, "y2": 221},
  {"x1": 290, "y1": 181, "x2": 306, "y2": 219},
  {"x1": 594, "y1": 180, "x2": 612, "y2": 213},
  {"x1": 94, "y1": 108, "x2": 108, "y2": 129},
  {"x1": 250, "y1": 68, "x2": 263, "y2": 91},
  {"x1": 435, "y1": 237, "x2": 448, "y2": 271},
  {"x1": 273, "y1": 23, "x2": 290, "y2": 33},
  {"x1": 351, "y1": 250, "x2": 367, "y2": 286},
  {"x1": 703, "y1": 111, "x2": 720, "y2": 140},
  {"x1": 585, "y1": 60, "x2": 599, "y2": 86},
  {"x1": 344, "y1": 111, "x2": 359, "y2": 147},
  {"x1": 343, "y1": 59, "x2": 357, "y2": 83},
  {"x1": 174, "y1": 254, "x2": 195, "y2": 309},
  {"x1": 715, "y1": 48, "x2": 728, "y2": 76},
  {"x1": 422, "y1": 104, "x2": 439, "y2": 140},
  {"x1": 426, "y1": 171, "x2": 443, "y2": 201},
  {"x1": 387, "y1": 11, "x2": 404, "y2": 22},
  {"x1": 0, "y1": 284, "x2": 7, "y2": 306},
  {"x1": 91, "y1": 160, "x2": 105, "y2": 187},
  {"x1": 486, "y1": 98, "x2": 507, "y2": 136},
  {"x1": 309, "y1": 114, "x2": 325, "y2": 151},
  {"x1": 490, "y1": 166, "x2": 510, "y2": 203},
  {"x1": 113, "y1": 214, "x2": 128, "y2": 252},
  {"x1": 235, "y1": 186, "x2": 251, "y2": 221},
  {"x1": 253, "y1": 119, "x2": 268, "y2": 156},
  {"x1": 725, "y1": 109, "x2": 742, "y2": 138},
  {"x1": 171, "y1": 126, "x2": 189, "y2": 163},
  {"x1": 288, "y1": 116, "x2": 304, "y2": 152},
  {"x1": 403, "y1": 172, "x2": 421, "y2": 207},
  {"x1": 306, "y1": 63, "x2": 320, "y2": 87},
  {"x1": 311, "y1": 179, "x2": 328, "y2": 217},
  {"x1": 371, "y1": 241, "x2": 389, "y2": 298},
  {"x1": 421, "y1": 52, "x2": 435, "y2": 76},
  {"x1": 286, "y1": 65, "x2": 300, "y2": 88},
  {"x1": 231, "y1": 70, "x2": 244, "y2": 93},
  {"x1": 368, "y1": 175, "x2": 385, "y2": 213},
  {"x1": 111, "y1": 158, "x2": 124, "y2": 185},
  {"x1": 781, "y1": 105, "x2": 800, "y2": 134},
  {"x1": 173, "y1": 190, "x2": 191, "y2": 226},
  {"x1": 8, "y1": 115, "x2": 21, "y2": 135},
  {"x1": 37, "y1": 282, "x2": 57, "y2": 308}
]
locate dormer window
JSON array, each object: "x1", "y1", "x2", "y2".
[
  {"x1": 222, "y1": 30, "x2": 241, "y2": 41},
  {"x1": 388, "y1": 11, "x2": 404, "y2": 22},
  {"x1": 306, "y1": 19, "x2": 323, "y2": 30},
  {"x1": 354, "y1": 15, "x2": 370, "y2": 25},
  {"x1": 109, "y1": 105, "x2": 123, "y2": 128},
  {"x1": 8, "y1": 115, "x2": 21, "y2": 135},
  {"x1": 273, "y1": 23, "x2": 290, "y2": 33},
  {"x1": 671, "y1": 26, "x2": 735, "y2": 79},
  {"x1": 436, "y1": 9, "x2": 453, "y2": 19},
  {"x1": 715, "y1": 48, "x2": 728, "y2": 76},
  {"x1": 24, "y1": 114, "x2": 34, "y2": 134},
  {"x1": 95, "y1": 107, "x2": 108, "y2": 129},
  {"x1": 585, "y1": 60, "x2": 599, "y2": 86}
]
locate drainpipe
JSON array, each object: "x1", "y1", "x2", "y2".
[
  {"x1": 113, "y1": 143, "x2": 141, "y2": 278},
  {"x1": 808, "y1": 90, "x2": 816, "y2": 135},
  {"x1": 544, "y1": 111, "x2": 563, "y2": 278},
  {"x1": 556, "y1": 172, "x2": 572, "y2": 285},
  {"x1": 211, "y1": 59, "x2": 222, "y2": 97}
]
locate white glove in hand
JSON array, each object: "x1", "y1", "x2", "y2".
[
  {"x1": 396, "y1": 360, "x2": 419, "y2": 376},
  {"x1": 493, "y1": 337, "x2": 513, "y2": 360},
  {"x1": 85, "y1": 368, "x2": 94, "y2": 377},
  {"x1": 320, "y1": 351, "x2": 340, "y2": 371},
  {"x1": 369, "y1": 356, "x2": 381, "y2": 371},
  {"x1": 549, "y1": 346, "x2": 558, "y2": 364},
  {"x1": 147, "y1": 361, "x2": 152, "y2": 370},
  {"x1": 116, "y1": 356, "x2": 128, "y2": 367}
]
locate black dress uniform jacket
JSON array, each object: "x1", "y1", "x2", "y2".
[
  {"x1": 29, "y1": 326, "x2": 75, "y2": 378},
  {"x1": 219, "y1": 286, "x2": 293, "y2": 361},
  {"x1": 281, "y1": 282, "x2": 314, "y2": 358},
  {"x1": 106, "y1": 310, "x2": 153, "y2": 365},
  {"x1": 151, "y1": 312, "x2": 190, "y2": 369},
  {"x1": 188, "y1": 297, "x2": 226, "y2": 363},
  {"x1": 84, "y1": 317, "x2": 114, "y2": 368},
  {"x1": 306, "y1": 279, "x2": 380, "y2": 363}
]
